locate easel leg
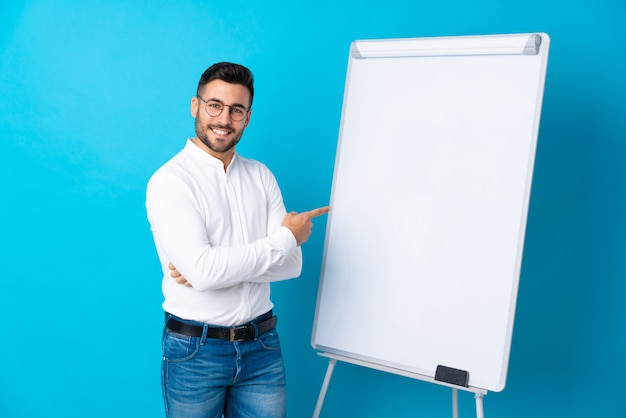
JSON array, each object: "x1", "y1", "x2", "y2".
[
  {"x1": 452, "y1": 388, "x2": 459, "y2": 418},
  {"x1": 313, "y1": 358, "x2": 337, "y2": 418},
  {"x1": 474, "y1": 392, "x2": 485, "y2": 418}
]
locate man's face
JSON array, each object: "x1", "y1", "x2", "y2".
[{"x1": 191, "y1": 79, "x2": 252, "y2": 161}]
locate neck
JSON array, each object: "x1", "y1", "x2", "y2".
[{"x1": 193, "y1": 137, "x2": 235, "y2": 171}]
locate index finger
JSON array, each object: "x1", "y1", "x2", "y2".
[{"x1": 304, "y1": 206, "x2": 331, "y2": 219}]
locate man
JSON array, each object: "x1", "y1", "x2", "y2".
[{"x1": 146, "y1": 62, "x2": 330, "y2": 418}]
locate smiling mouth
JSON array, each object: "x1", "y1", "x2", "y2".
[{"x1": 210, "y1": 126, "x2": 232, "y2": 136}]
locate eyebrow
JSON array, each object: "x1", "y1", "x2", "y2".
[{"x1": 206, "y1": 97, "x2": 248, "y2": 110}]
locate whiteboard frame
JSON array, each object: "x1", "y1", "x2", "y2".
[{"x1": 311, "y1": 33, "x2": 550, "y2": 394}]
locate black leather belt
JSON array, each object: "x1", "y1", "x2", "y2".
[{"x1": 166, "y1": 312, "x2": 277, "y2": 342}]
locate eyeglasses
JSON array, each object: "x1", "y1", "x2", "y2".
[{"x1": 197, "y1": 95, "x2": 250, "y2": 122}]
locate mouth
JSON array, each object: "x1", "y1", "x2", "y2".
[{"x1": 210, "y1": 126, "x2": 233, "y2": 136}]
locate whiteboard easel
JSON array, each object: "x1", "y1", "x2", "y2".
[
  {"x1": 311, "y1": 33, "x2": 550, "y2": 417},
  {"x1": 313, "y1": 353, "x2": 487, "y2": 418}
]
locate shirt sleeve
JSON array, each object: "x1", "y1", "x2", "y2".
[
  {"x1": 146, "y1": 167, "x2": 302, "y2": 292},
  {"x1": 248, "y1": 166, "x2": 303, "y2": 283}
]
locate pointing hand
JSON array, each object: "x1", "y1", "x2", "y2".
[{"x1": 281, "y1": 206, "x2": 331, "y2": 246}]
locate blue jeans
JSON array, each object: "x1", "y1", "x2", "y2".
[{"x1": 161, "y1": 313, "x2": 287, "y2": 418}]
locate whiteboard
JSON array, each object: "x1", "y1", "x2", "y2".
[{"x1": 311, "y1": 33, "x2": 550, "y2": 393}]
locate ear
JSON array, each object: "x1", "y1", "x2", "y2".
[
  {"x1": 244, "y1": 109, "x2": 252, "y2": 127},
  {"x1": 190, "y1": 96, "x2": 199, "y2": 118}
]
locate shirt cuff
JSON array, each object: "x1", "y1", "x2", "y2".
[{"x1": 277, "y1": 225, "x2": 298, "y2": 252}]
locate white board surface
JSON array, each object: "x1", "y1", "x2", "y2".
[{"x1": 312, "y1": 33, "x2": 550, "y2": 392}]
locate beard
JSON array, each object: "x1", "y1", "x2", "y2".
[{"x1": 195, "y1": 117, "x2": 243, "y2": 154}]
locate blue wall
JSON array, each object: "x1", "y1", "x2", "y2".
[{"x1": 1, "y1": 1, "x2": 625, "y2": 417}]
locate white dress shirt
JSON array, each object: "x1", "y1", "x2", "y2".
[{"x1": 146, "y1": 139, "x2": 302, "y2": 326}]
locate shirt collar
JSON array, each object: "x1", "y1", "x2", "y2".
[{"x1": 184, "y1": 138, "x2": 238, "y2": 171}]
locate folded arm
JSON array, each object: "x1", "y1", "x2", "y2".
[
  {"x1": 167, "y1": 206, "x2": 331, "y2": 287},
  {"x1": 147, "y1": 170, "x2": 304, "y2": 292}
]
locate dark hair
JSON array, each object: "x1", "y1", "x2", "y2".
[{"x1": 197, "y1": 62, "x2": 254, "y2": 108}]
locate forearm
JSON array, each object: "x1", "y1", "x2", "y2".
[
  {"x1": 155, "y1": 226, "x2": 298, "y2": 292},
  {"x1": 246, "y1": 245, "x2": 303, "y2": 283}
]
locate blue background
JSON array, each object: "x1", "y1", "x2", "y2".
[{"x1": 1, "y1": 1, "x2": 625, "y2": 417}]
